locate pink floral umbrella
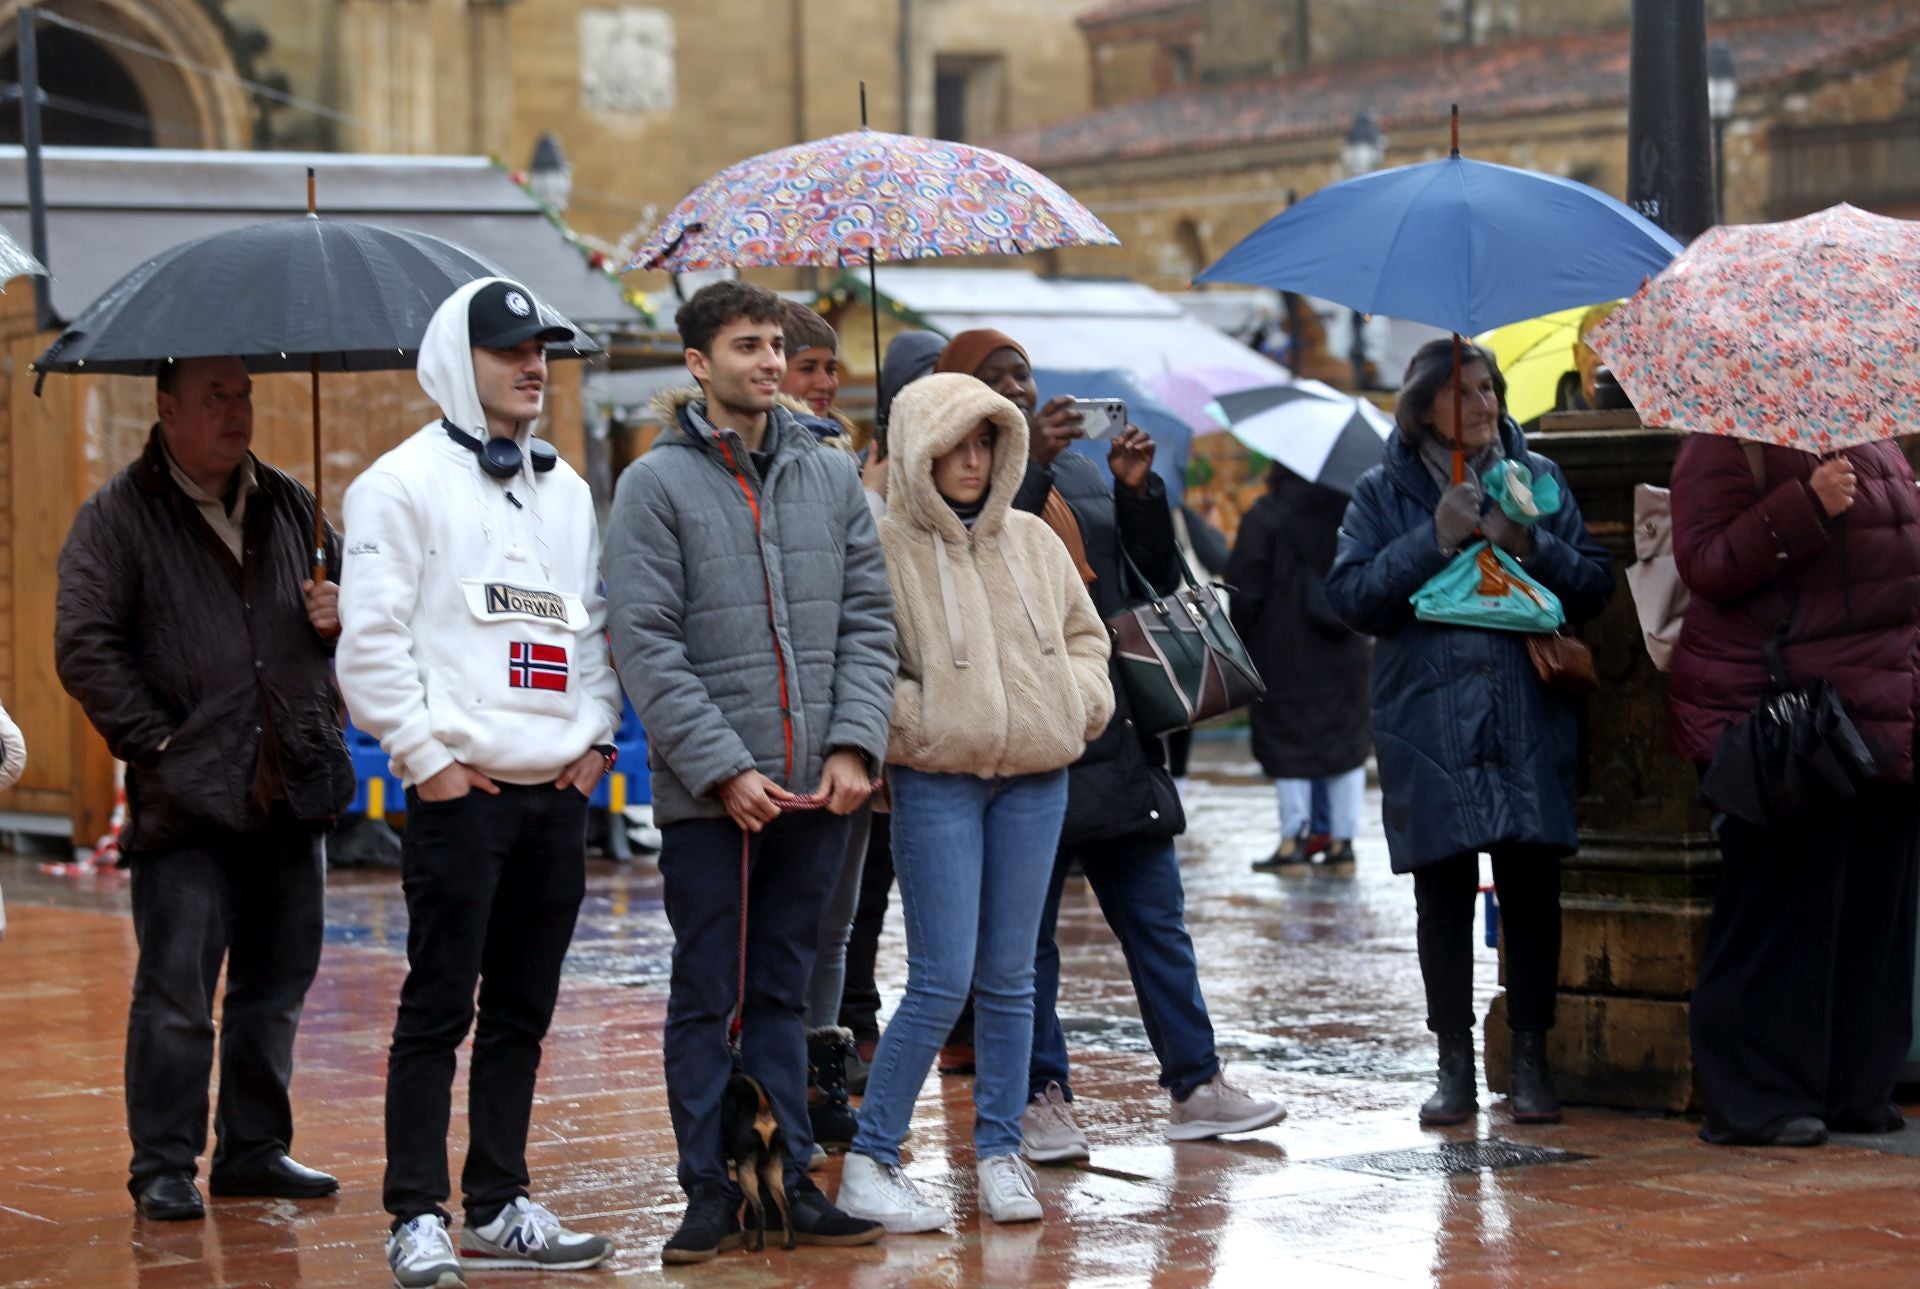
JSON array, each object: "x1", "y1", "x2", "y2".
[
  {"x1": 1589, "y1": 204, "x2": 1920, "y2": 452},
  {"x1": 628, "y1": 128, "x2": 1117, "y2": 273}
]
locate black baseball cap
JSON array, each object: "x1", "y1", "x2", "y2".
[{"x1": 468, "y1": 280, "x2": 576, "y2": 350}]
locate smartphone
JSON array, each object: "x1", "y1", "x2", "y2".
[{"x1": 1067, "y1": 397, "x2": 1127, "y2": 440}]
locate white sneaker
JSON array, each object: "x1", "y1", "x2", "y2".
[
  {"x1": 458, "y1": 1196, "x2": 614, "y2": 1270},
  {"x1": 1167, "y1": 1066, "x2": 1287, "y2": 1141},
  {"x1": 835, "y1": 1152, "x2": 949, "y2": 1233},
  {"x1": 387, "y1": 1214, "x2": 465, "y2": 1289},
  {"x1": 976, "y1": 1154, "x2": 1043, "y2": 1224},
  {"x1": 1020, "y1": 1082, "x2": 1090, "y2": 1164}
]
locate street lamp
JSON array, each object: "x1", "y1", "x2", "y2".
[
  {"x1": 528, "y1": 133, "x2": 572, "y2": 214},
  {"x1": 1707, "y1": 41, "x2": 1736, "y2": 225},
  {"x1": 1341, "y1": 110, "x2": 1385, "y2": 389}
]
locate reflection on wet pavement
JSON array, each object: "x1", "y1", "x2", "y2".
[{"x1": 3, "y1": 735, "x2": 1917, "y2": 1286}]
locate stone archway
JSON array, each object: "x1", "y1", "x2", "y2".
[{"x1": 0, "y1": 0, "x2": 254, "y2": 149}]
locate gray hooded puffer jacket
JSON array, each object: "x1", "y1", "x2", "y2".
[{"x1": 605, "y1": 388, "x2": 897, "y2": 825}]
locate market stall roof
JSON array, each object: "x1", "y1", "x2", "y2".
[
  {"x1": 0, "y1": 148, "x2": 638, "y2": 327},
  {"x1": 845, "y1": 266, "x2": 1290, "y2": 380}
]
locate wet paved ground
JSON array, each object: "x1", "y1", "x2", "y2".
[{"x1": 3, "y1": 735, "x2": 1918, "y2": 1286}]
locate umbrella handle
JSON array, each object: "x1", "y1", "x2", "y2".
[
  {"x1": 310, "y1": 354, "x2": 327, "y2": 584},
  {"x1": 1451, "y1": 332, "x2": 1466, "y2": 485}
]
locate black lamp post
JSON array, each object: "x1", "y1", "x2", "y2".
[
  {"x1": 528, "y1": 133, "x2": 572, "y2": 214},
  {"x1": 1707, "y1": 41, "x2": 1737, "y2": 225},
  {"x1": 1340, "y1": 110, "x2": 1385, "y2": 390}
]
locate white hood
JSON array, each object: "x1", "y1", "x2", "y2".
[{"x1": 417, "y1": 275, "x2": 570, "y2": 446}]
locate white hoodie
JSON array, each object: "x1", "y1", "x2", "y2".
[{"x1": 336, "y1": 278, "x2": 619, "y2": 786}]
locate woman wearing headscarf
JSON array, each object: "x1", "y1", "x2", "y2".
[{"x1": 1326, "y1": 339, "x2": 1612, "y2": 1126}]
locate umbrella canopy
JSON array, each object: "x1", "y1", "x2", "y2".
[
  {"x1": 0, "y1": 223, "x2": 46, "y2": 286},
  {"x1": 1208, "y1": 380, "x2": 1393, "y2": 496},
  {"x1": 35, "y1": 216, "x2": 598, "y2": 378},
  {"x1": 1145, "y1": 364, "x2": 1282, "y2": 435},
  {"x1": 1195, "y1": 153, "x2": 1680, "y2": 336},
  {"x1": 1476, "y1": 305, "x2": 1593, "y2": 423},
  {"x1": 629, "y1": 128, "x2": 1118, "y2": 272},
  {"x1": 1588, "y1": 204, "x2": 1920, "y2": 452}
]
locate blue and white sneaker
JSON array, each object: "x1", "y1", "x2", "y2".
[
  {"x1": 459, "y1": 1196, "x2": 614, "y2": 1270},
  {"x1": 387, "y1": 1214, "x2": 464, "y2": 1288}
]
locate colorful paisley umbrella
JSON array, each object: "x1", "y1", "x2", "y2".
[
  {"x1": 1589, "y1": 204, "x2": 1920, "y2": 452},
  {"x1": 629, "y1": 125, "x2": 1117, "y2": 386}
]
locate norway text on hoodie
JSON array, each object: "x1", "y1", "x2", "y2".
[{"x1": 335, "y1": 277, "x2": 621, "y2": 786}]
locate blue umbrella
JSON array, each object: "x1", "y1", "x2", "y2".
[
  {"x1": 1195, "y1": 119, "x2": 1681, "y2": 337},
  {"x1": 1034, "y1": 368, "x2": 1191, "y2": 508}
]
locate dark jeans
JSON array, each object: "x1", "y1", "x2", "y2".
[
  {"x1": 1693, "y1": 784, "x2": 1920, "y2": 1142},
  {"x1": 1413, "y1": 848, "x2": 1563, "y2": 1034},
  {"x1": 838, "y1": 812, "x2": 893, "y2": 1045},
  {"x1": 383, "y1": 784, "x2": 588, "y2": 1227},
  {"x1": 1031, "y1": 834, "x2": 1219, "y2": 1102},
  {"x1": 660, "y1": 810, "x2": 850, "y2": 1197},
  {"x1": 124, "y1": 811, "x2": 325, "y2": 1193}
]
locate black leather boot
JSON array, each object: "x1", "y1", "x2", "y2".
[
  {"x1": 1508, "y1": 1029, "x2": 1563, "y2": 1123},
  {"x1": 807, "y1": 1026, "x2": 859, "y2": 1148},
  {"x1": 1419, "y1": 1031, "x2": 1478, "y2": 1126}
]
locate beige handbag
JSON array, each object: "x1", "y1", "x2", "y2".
[{"x1": 1626, "y1": 442, "x2": 1764, "y2": 672}]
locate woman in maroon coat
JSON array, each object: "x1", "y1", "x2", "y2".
[{"x1": 1670, "y1": 433, "x2": 1920, "y2": 1147}]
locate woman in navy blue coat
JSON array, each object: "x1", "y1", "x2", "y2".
[{"x1": 1326, "y1": 340, "x2": 1613, "y2": 1127}]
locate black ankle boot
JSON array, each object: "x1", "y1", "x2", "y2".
[
  {"x1": 807, "y1": 1025, "x2": 859, "y2": 1148},
  {"x1": 1508, "y1": 1029, "x2": 1563, "y2": 1123},
  {"x1": 1419, "y1": 1031, "x2": 1478, "y2": 1125}
]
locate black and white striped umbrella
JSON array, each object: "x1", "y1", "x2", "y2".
[{"x1": 1206, "y1": 379, "x2": 1394, "y2": 495}]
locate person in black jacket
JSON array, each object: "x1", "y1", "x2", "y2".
[
  {"x1": 55, "y1": 356, "x2": 355, "y2": 1223},
  {"x1": 933, "y1": 331, "x2": 1286, "y2": 1164},
  {"x1": 1228, "y1": 465, "x2": 1372, "y2": 870}
]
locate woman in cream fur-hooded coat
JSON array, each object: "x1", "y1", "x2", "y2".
[
  {"x1": 878, "y1": 373, "x2": 1113, "y2": 776},
  {"x1": 842, "y1": 374, "x2": 1112, "y2": 1220}
]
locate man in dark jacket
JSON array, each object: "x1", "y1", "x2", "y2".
[
  {"x1": 605, "y1": 282, "x2": 893, "y2": 1264},
  {"x1": 934, "y1": 331, "x2": 1286, "y2": 1164},
  {"x1": 56, "y1": 355, "x2": 355, "y2": 1222}
]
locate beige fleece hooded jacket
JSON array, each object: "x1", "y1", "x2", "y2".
[{"x1": 880, "y1": 373, "x2": 1113, "y2": 777}]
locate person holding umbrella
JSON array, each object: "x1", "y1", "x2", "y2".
[
  {"x1": 55, "y1": 355, "x2": 357, "y2": 1221},
  {"x1": 1228, "y1": 463, "x2": 1371, "y2": 870},
  {"x1": 336, "y1": 279, "x2": 621, "y2": 1285},
  {"x1": 1326, "y1": 339, "x2": 1612, "y2": 1126}
]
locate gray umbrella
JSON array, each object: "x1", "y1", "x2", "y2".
[{"x1": 34, "y1": 185, "x2": 598, "y2": 576}]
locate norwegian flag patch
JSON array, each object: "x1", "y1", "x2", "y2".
[{"x1": 508, "y1": 641, "x2": 569, "y2": 692}]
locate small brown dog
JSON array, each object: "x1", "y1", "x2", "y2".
[{"x1": 721, "y1": 1071, "x2": 792, "y2": 1251}]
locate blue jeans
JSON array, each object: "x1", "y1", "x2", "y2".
[
  {"x1": 1031, "y1": 834, "x2": 1219, "y2": 1102},
  {"x1": 853, "y1": 766, "x2": 1067, "y2": 1165},
  {"x1": 1277, "y1": 766, "x2": 1365, "y2": 840}
]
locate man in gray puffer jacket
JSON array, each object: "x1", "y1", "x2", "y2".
[{"x1": 605, "y1": 281, "x2": 895, "y2": 1264}]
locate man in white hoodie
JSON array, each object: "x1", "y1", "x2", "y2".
[{"x1": 337, "y1": 279, "x2": 621, "y2": 1289}]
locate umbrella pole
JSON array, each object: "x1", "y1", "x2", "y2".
[
  {"x1": 867, "y1": 248, "x2": 882, "y2": 420},
  {"x1": 307, "y1": 166, "x2": 327, "y2": 583},
  {"x1": 1451, "y1": 332, "x2": 1466, "y2": 485}
]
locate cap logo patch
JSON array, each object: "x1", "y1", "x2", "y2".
[{"x1": 504, "y1": 290, "x2": 531, "y2": 317}]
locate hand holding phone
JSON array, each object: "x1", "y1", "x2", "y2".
[{"x1": 1066, "y1": 397, "x2": 1128, "y2": 441}]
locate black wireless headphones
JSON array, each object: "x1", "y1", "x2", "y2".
[{"x1": 443, "y1": 420, "x2": 557, "y2": 479}]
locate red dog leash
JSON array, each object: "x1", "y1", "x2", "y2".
[{"x1": 728, "y1": 782, "x2": 883, "y2": 1050}]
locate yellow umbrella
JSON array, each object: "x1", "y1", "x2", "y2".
[{"x1": 1476, "y1": 303, "x2": 1617, "y2": 423}]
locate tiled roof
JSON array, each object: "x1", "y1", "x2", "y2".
[
  {"x1": 1000, "y1": 1, "x2": 1920, "y2": 169},
  {"x1": 1075, "y1": 0, "x2": 1200, "y2": 29}
]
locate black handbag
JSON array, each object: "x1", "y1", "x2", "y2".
[
  {"x1": 1105, "y1": 544, "x2": 1265, "y2": 737},
  {"x1": 1699, "y1": 628, "x2": 1876, "y2": 826}
]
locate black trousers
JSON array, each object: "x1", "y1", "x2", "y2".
[
  {"x1": 1693, "y1": 784, "x2": 1920, "y2": 1142},
  {"x1": 383, "y1": 784, "x2": 588, "y2": 1227},
  {"x1": 1413, "y1": 848, "x2": 1563, "y2": 1034},
  {"x1": 661, "y1": 810, "x2": 849, "y2": 1198},
  {"x1": 124, "y1": 810, "x2": 325, "y2": 1193},
  {"x1": 838, "y1": 811, "x2": 893, "y2": 1045}
]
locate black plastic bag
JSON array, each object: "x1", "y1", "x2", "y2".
[{"x1": 1699, "y1": 632, "x2": 1876, "y2": 826}]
